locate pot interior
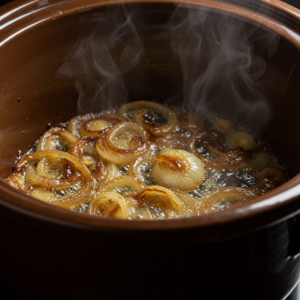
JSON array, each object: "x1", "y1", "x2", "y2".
[{"x1": 0, "y1": 1, "x2": 299, "y2": 183}]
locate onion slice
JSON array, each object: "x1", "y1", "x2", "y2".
[
  {"x1": 128, "y1": 155, "x2": 155, "y2": 183},
  {"x1": 36, "y1": 127, "x2": 78, "y2": 151},
  {"x1": 177, "y1": 113, "x2": 205, "y2": 132},
  {"x1": 200, "y1": 187, "x2": 257, "y2": 214},
  {"x1": 211, "y1": 118, "x2": 235, "y2": 133},
  {"x1": 117, "y1": 101, "x2": 177, "y2": 136},
  {"x1": 228, "y1": 131, "x2": 257, "y2": 150},
  {"x1": 67, "y1": 113, "x2": 128, "y2": 138},
  {"x1": 171, "y1": 189, "x2": 200, "y2": 216},
  {"x1": 88, "y1": 191, "x2": 129, "y2": 218},
  {"x1": 152, "y1": 149, "x2": 205, "y2": 191},
  {"x1": 96, "y1": 122, "x2": 150, "y2": 165},
  {"x1": 256, "y1": 167, "x2": 286, "y2": 195}
]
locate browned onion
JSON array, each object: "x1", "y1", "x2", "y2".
[
  {"x1": 128, "y1": 155, "x2": 155, "y2": 183},
  {"x1": 36, "y1": 127, "x2": 78, "y2": 151},
  {"x1": 171, "y1": 189, "x2": 200, "y2": 216},
  {"x1": 11, "y1": 150, "x2": 94, "y2": 208},
  {"x1": 117, "y1": 101, "x2": 177, "y2": 136},
  {"x1": 256, "y1": 167, "x2": 286, "y2": 195},
  {"x1": 67, "y1": 113, "x2": 128, "y2": 138},
  {"x1": 228, "y1": 131, "x2": 257, "y2": 150},
  {"x1": 199, "y1": 187, "x2": 257, "y2": 214},
  {"x1": 96, "y1": 122, "x2": 150, "y2": 165},
  {"x1": 188, "y1": 132, "x2": 252, "y2": 169},
  {"x1": 88, "y1": 191, "x2": 129, "y2": 218}
]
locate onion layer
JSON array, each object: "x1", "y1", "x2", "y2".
[
  {"x1": 200, "y1": 187, "x2": 257, "y2": 214},
  {"x1": 211, "y1": 118, "x2": 235, "y2": 133},
  {"x1": 96, "y1": 122, "x2": 150, "y2": 164},
  {"x1": 228, "y1": 131, "x2": 257, "y2": 150},
  {"x1": 36, "y1": 127, "x2": 78, "y2": 151},
  {"x1": 256, "y1": 167, "x2": 286, "y2": 195},
  {"x1": 171, "y1": 189, "x2": 200, "y2": 216},
  {"x1": 88, "y1": 192, "x2": 129, "y2": 218},
  {"x1": 128, "y1": 156, "x2": 155, "y2": 183},
  {"x1": 152, "y1": 149, "x2": 205, "y2": 191},
  {"x1": 117, "y1": 101, "x2": 177, "y2": 136},
  {"x1": 11, "y1": 150, "x2": 94, "y2": 208}
]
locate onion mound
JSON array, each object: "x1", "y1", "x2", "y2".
[
  {"x1": 152, "y1": 149, "x2": 205, "y2": 191},
  {"x1": 117, "y1": 101, "x2": 177, "y2": 136}
]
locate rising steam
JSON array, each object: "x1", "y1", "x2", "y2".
[{"x1": 58, "y1": 3, "x2": 279, "y2": 131}]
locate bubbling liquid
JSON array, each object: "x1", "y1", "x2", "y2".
[{"x1": 7, "y1": 101, "x2": 287, "y2": 220}]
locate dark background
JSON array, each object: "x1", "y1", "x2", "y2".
[{"x1": 0, "y1": 0, "x2": 300, "y2": 299}]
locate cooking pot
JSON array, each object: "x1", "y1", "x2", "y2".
[{"x1": 1, "y1": 0, "x2": 300, "y2": 299}]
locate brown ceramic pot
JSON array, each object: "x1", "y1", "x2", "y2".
[{"x1": 1, "y1": 0, "x2": 300, "y2": 299}]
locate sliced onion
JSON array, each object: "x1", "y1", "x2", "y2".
[
  {"x1": 36, "y1": 158, "x2": 65, "y2": 179},
  {"x1": 128, "y1": 155, "x2": 155, "y2": 183},
  {"x1": 125, "y1": 197, "x2": 153, "y2": 220},
  {"x1": 88, "y1": 191, "x2": 129, "y2": 218},
  {"x1": 189, "y1": 133, "x2": 252, "y2": 169},
  {"x1": 228, "y1": 131, "x2": 257, "y2": 150},
  {"x1": 211, "y1": 118, "x2": 235, "y2": 133},
  {"x1": 256, "y1": 167, "x2": 286, "y2": 195},
  {"x1": 171, "y1": 189, "x2": 200, "y2": 216},
  {"x1": 96, "y1": 175, "x2": 146, "y2": 197},
  {"x1": 14, "y1": 150, "x2": 94, "y2": 208},
  {"x1": 67, "y1": 113, "x2": 128, "y2": 138},
  {"x1": 152, "y1": 149, "x2": 205, "y2": 191},
  {"x1": 134, "y1": 186, "x2": 184, "y2": 217},
  {"x1": 28, "y1": 186, "x2": 57, "y2": 203},
  {"x1": 200, "y1": 187, "x2": 257, "y2": 214},
  {"x1": 96, "y1": 122, "x2": 150, "y2": 165},
  {"x1": 69, "y1": 136, "x2": 119, "y2": 183},
  {"x1": 117, "y1": 101, "x2": 177, "y2": 136},
  {"x1": 36, "y1": 127, "x2": 78, "y2": 151}
]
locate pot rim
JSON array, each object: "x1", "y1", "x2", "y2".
[{"x1": 1, "y1": 0, "x2": 300, "y2": 232}]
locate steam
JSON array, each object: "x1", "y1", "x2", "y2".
[
  {"x1": 166, "y1": 6, "x2": 279, "y2": 131},
  {"x1": 58, "y1": 3, "x2": 279, "y2": 131},
  {"x1": 58, "y1": 5, "x2": 143, "y2": 114}
]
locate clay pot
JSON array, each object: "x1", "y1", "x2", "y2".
[{"x1": 1, "y1": 0, "x2": 300, "y2": 299}]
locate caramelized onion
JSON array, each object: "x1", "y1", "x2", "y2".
[
  {"x1": 256, "y1": 167, "x2": 286, "y2": 195},
  {"x1": 12, "y1": 150, "x2": 94, "y2": 208},
  {"x1": 211, "y1": 118, "x2": 235, "y2": 133},
  {"x1": 36, "y1": 127, "x2": 78, "y2": 151},
  {"x1": 152, "y1": 149, "x2": 205, "y2": 191},
  {"x1": 177, "y1": 113, "x2": 205, "y2": 132},
  {"x1": 96, "y1": 122, "x2": 150, "y2": 164},
  {"x1": 171, "y1": 189, "x2": 200, "y2": 216},
  {"x1": 117, "y1": 101, "x2": 177, "y2": 136},
  {"x1": 88, "y1": 192, "x2": 129, "y2": 218},
  {"x1": 28, "y1": 186, "x2": 57, "y2": 203},
  {"x1": 67, "y1": 113, "x2": 128, "y2": 138},
  {"x1": 200, "y1": 187, "x2": 257, "y2": 214},
  {"x1": 228, "y1": 131, "x2": 257, "y2": 150},
  {"x1": 189, "y1": 133, "x2": 252, "y2": 169},
  {"x1": 96, "y1": 175, "x2": 146, "y2": 197}
]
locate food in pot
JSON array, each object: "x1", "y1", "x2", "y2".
[{"x1": 7, "y1": 101, "x2": 287, "y2": 219}]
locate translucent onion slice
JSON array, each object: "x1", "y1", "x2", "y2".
[
  {"x1": 200, "y1": 187, "x2": 257, "y2": 214},
  {"x1": 211, "y1": 118, "x2": 235, "y2": 133},
  {"x1": 36, "y1": 158, "x2": 65, "y2": 179},
  {"x1": 228, "y1": 131, "x2": 257, "y2": 150},
  {"x1": 68, "y1": 136, "x2": 119, "y2": 183},
  {"x1": 36, "y1": 127, "x2": 78, "y2": 151},
  {"x1": 171, "y1": 189, "x2": 200, "y2": 216},
  {"x1": 189, "y1": 133, "x2": 252, "y2": 169},
  {"x1": 134, "y1": 186, "x2": 184, "y2": 214},
  {"x1": 152, "y1": 149, "x2": 205, "y2": 191},
  {"x1": 14, "y1": 150, "x2": 94, "y2": 208},
  {"x1": 28, "y1": 186, "x2": 57, "y2": 203},
  {"x1": 96, "y1": 175, "x2": 146, "y2": 197},
  {"x1": 125, "y1": 197, "x2": 153, "y2": 220},
  {"x1": 177, "y1": 113, "x2": 205, "y2": 132},
  {"x1": 256, "y1": 167, "x2": 286, "y2": 195},
  {"x1": 96, "y1": 122, "x2": 150, "y2": 165},
  {"x1": 128, "y1": 155, "x2": 155, "y2": 183},
  {"x1": 88, "y1": 192, "x2": 129, "y2": 218},
  {"x1": 117, "y1": 101, "x2": 177, "y2": 136}
]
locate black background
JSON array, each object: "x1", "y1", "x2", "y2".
[{"x1": 0, "y1": 0, "x2": 300, "y2": 298}]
